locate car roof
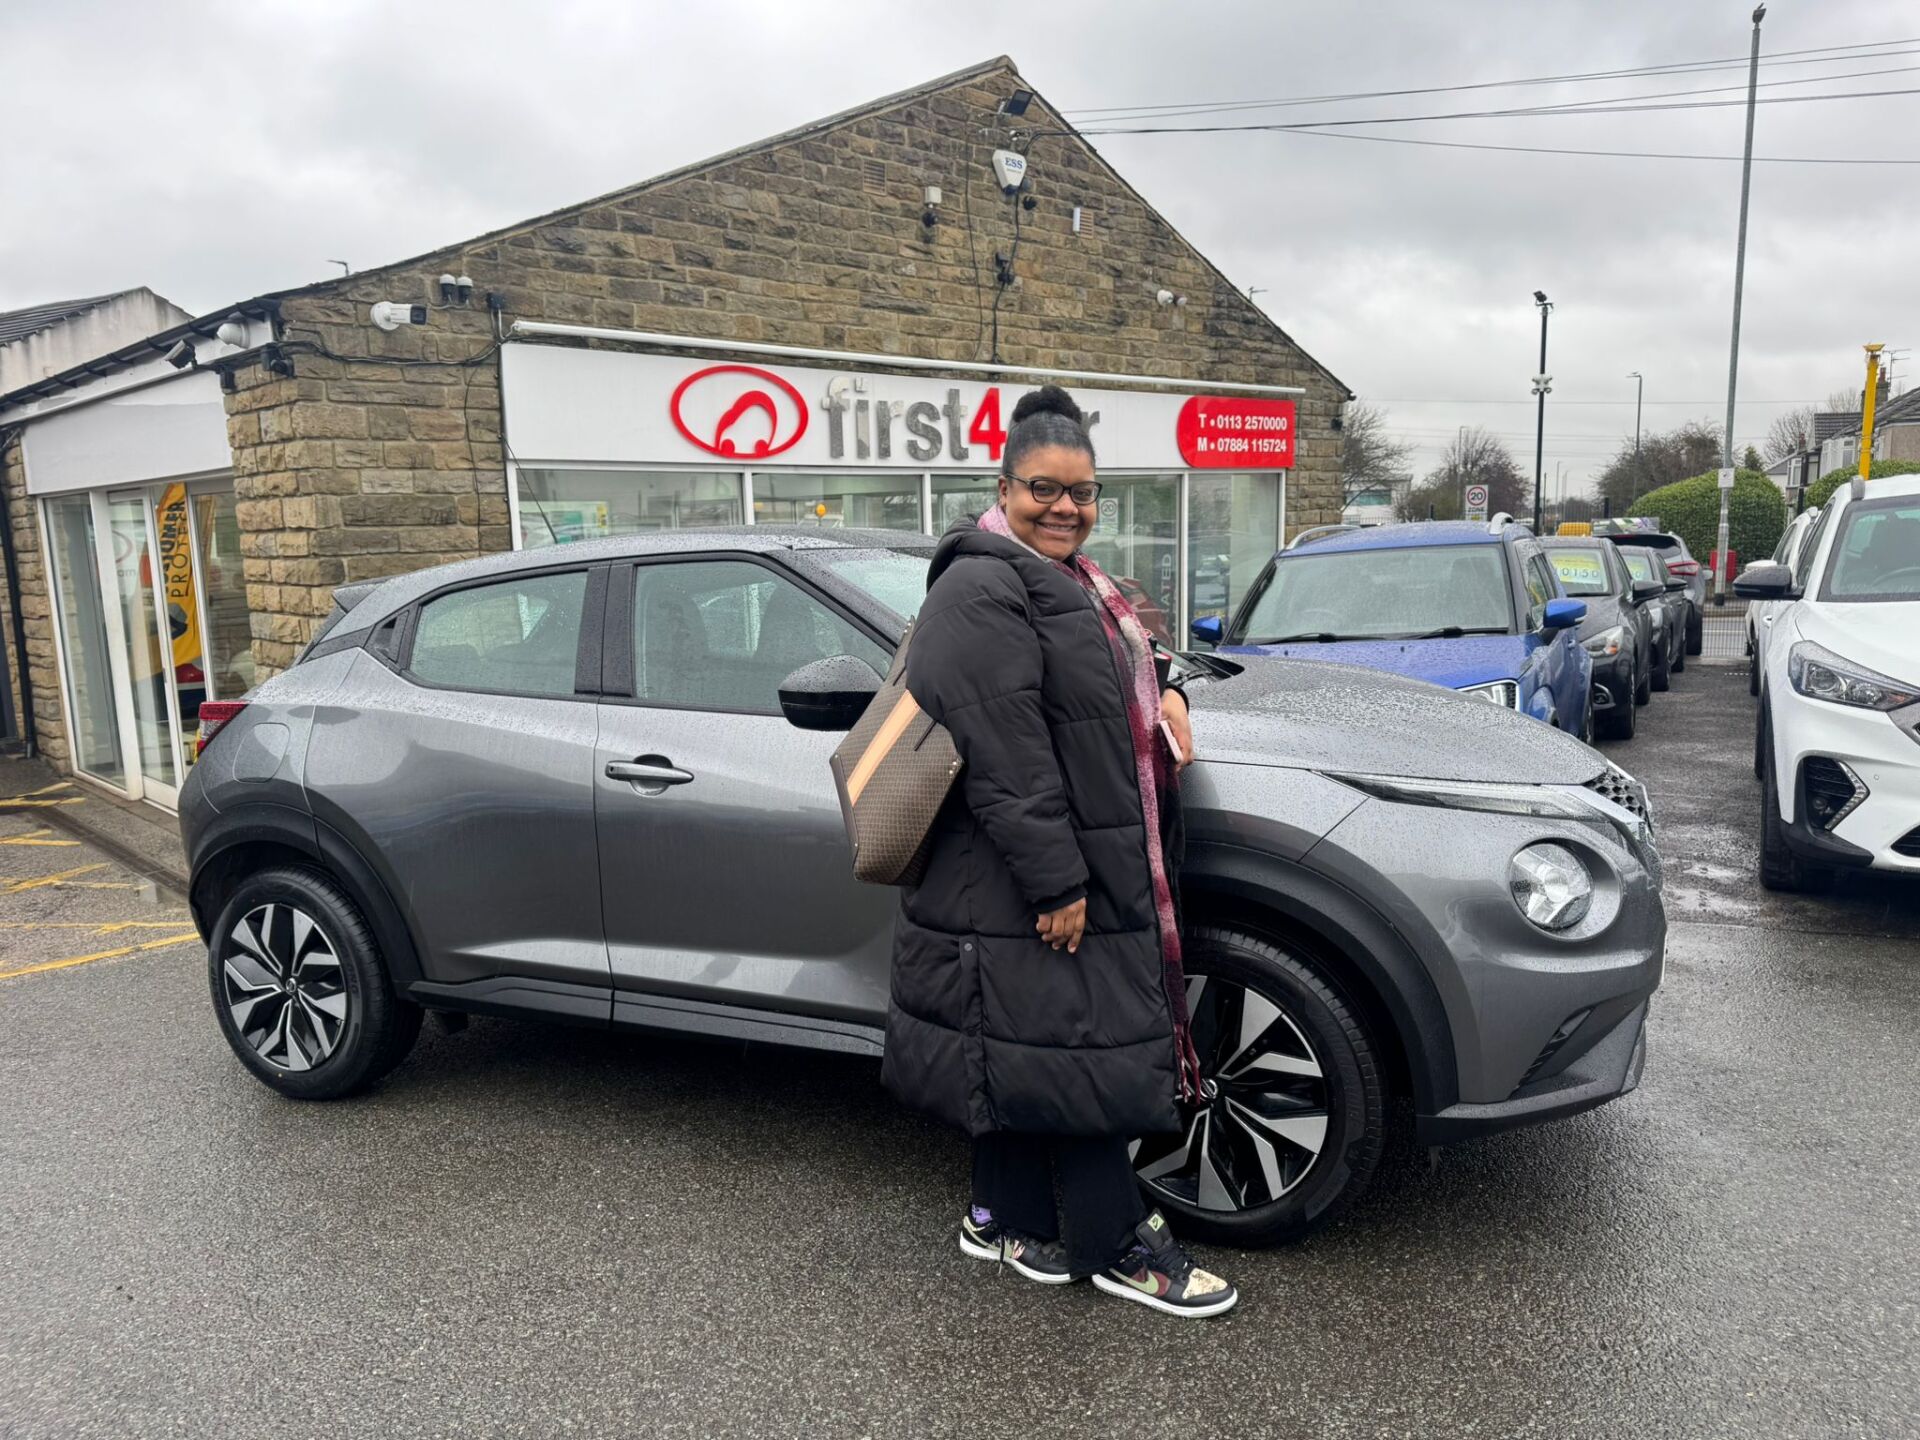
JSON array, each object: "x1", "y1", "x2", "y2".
[
  {"x1": 1281, "y1": 520, "x2": 1526, "y2": 556},
  {"x1": 1540, "y1": 536, "x2": 1609, "y2": 548}
]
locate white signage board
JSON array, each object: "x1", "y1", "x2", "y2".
[
  {"x1": 500, "y1": 344, "x2": 1294, "y2": 472},
  {"x1": 23, "y1": 369, "x2": 233, "y2": 496},
  {"x1": 1464, "y1": 482, "x2": 1489, "y2": 520},
  {"x1": 1717, "y1": 467, "x2": 1736, "y2": 490}
]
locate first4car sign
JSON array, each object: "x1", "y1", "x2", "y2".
[{"x1": 502, "y1": 347, "x2": 1297, "y2": 472}]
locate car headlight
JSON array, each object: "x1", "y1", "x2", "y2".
[
  {"x1": 1508, "y1": 842, "x2": 1594, "y2": 931},
  {"x1": 1461, "y1": 679, "x2": 1519, "y2": 708},
  {"x1": 1582, "y1": 625, "x2": 1628, "y2": 657},
  {"x1": 1787, "y1": 641, "x2": 1920, "y2": 711}
]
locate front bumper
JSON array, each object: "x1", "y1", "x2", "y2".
[
  {"x1": 1419, "y1": 1001, "x2": 1648, "y2": 1144},
  {"x1": 1773, "y1": 690, "x2": 1920, "y2": 874}
]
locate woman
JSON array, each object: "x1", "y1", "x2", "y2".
[{"x1": 880, "y1": 385, "x2": 1237, "y2": 1319}]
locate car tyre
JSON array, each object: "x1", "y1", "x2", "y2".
[
  {"x1": 1685, "y1": 607, "x2": 1704, "y2": 656},
  {"x1": 1759, "y1": 749, "x2": 1833, "y2": 895},
  {"x1": 1670, "y1": 633, "x2": 1685, "y2": 674},
  {"x1": 1133, "y1": 926, "x2": 1385, "y2": 1248},
  {"x1": 208, "y1": 866, "x2": 422, "y2": 1100},
  {"x1": 1600, "y1": 682, "x2": 1636, "y2": 741},
  {"x1": 1652, "y1": 642, "x2": 1671, "y2": 693},
  {"x1": 1635, "y1": 660, "x2": 1652, "y2": 706},
  {"x1": 1749, "y1": 644, "x2": 1761, "y2": 696}
]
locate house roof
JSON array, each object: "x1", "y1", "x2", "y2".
[
  {"x1": 0, "y1": 294, "x2": 119, "y2": 346},
  {"x1": 1813, "y1": 410, "x2": 1861, "y2": 444},
  {"x1": 1875, "y1": 387, "x2": 1920, "y2": 426}
]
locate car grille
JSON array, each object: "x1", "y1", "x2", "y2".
[
  {"x1": 1584, "y1": 764, "x2": 1649, "y2": 822},
  {"x1": 1892, "y1": 826, "x2": 1920, "y2": 858},
  {"x1": 1801, "y1": 756, "x2": 1867, "y2": 833}
]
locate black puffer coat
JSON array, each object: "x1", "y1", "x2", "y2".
[{"x1": 880, "y1": 518, "x2": 1181, "y2": 1138}]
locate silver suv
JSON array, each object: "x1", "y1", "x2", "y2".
[{"x1": 181, "y1": 529, "x2": 1665, "y2": 1245}]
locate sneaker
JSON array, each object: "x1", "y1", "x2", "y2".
[
  {"x1": 1091, "y1": 1211, "x2": 1238, "y2": 1318},
  {"x1": 958, "y1": 1209, "x2": 1074, "y2": 1285}
]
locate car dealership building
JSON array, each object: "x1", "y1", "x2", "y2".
[{"x1": 0, "y1": 56, "x2": 1348, "y2": 813}]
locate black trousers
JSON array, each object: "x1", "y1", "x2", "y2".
[{"x1": 971, "y1": 1132, "x2": 1148, "y2": 1277}]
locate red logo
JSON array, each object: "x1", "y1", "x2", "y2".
[
  {"x1": 668, "y1": 364, "x2": 809, "y2": 459},
  {"x1": 1176, "y1": 396, "x2": 1295, "y2": 470}
]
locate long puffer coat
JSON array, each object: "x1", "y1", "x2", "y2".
[{"x1": 880, "y1": 517, "x2": 1182, "y2": 1138}]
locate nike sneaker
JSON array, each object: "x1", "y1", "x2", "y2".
[
  {"x1": 1091, "y1": 1211, "x2": 1238, "y2": 1318},
  {"x1": 958, "y1": 1208, "x2": 1074, "y2": 1285}
]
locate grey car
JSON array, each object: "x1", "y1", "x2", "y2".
[
  {"x1": 1600, "y1": 529, "x2": 1704, "y2": 656},
  {"x1": 180, "y1": 528, "x2": 1665, "y2": 1246},
  {"x1": 1616, "y1": 547, "x2": 1691, "y2": 688}
]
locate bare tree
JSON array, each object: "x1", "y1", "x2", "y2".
[
  {"x1": 1593, "y1": 420, "x2": 1722, "y2": 513},
  {"x1": 1763, "y1": 406, "x2": 1814, "y2": 464},
  {"x1": 1340, "y1": 401, "x2": 1415, "y2": 506},
  {"x1": 1395, "y1": 427, "x2": 1526, "y2": 521}
]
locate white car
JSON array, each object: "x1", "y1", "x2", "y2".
[
  {"x1": 1747, "y1": 505, "x2": 1820, "y2": 697},
  {"x1": 1737, "y1": 474, "x2": 1920, "y2": 891}
]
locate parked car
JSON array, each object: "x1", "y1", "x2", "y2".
[
  {"x1": 1614, "y1": 547, "x2": 1688, "y2": 687},
  {"x1": 181, "y1": 527, "x2": 1664, "y2": 1247},
  {"x1": 1541, "y1": 537, "x2": 1659, "y2": 739},
  {"x1": 1599, "y1": 529, "x2": 1704, "y2": 655},
  {"x1": 1196, "y1": 518, "x2": 1595, "y2": 740},
  {"x1": 1736, "y1": 475, "x2": 1920, "y2": 891},
  {"x1": 1747, "y1": 505, "x2": 1821, "y2": 697}
]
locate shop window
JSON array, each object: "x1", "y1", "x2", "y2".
[
  {"x1": 46, "y1": 496, "x2": 125, "y2": 787},
  {"x1": 753, "y1": 473, "x2": 921, "y2": 531},
  {"x1": 409, "y1": 570, "x2": 588, "y2": 697},
  {"x1": 517, "y1": 468, "x2": 742, "y2": 548},
  {"x1": 1189, "y1": 473, "x2": 1281, "y2": 637},
  {"x1": 1081, "y1": 474, "x2": 1179, "y2": 646},
  {"x1": 188, "y1": 489, "x2": 253, "y2": 700},
  {"x1": 930, "y1": 474, "x2": 1000, "y2": 534},
  {"x1": 631, "y1": 561, "x2": 885, "y2": 714}
]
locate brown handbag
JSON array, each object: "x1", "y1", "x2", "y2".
[{"x1": 829, "y1": 622, "x2": 962, "y2": 887}]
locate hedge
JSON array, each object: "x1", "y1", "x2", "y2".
[
  {"x1": 1631, "y1": 469, "x2": 1786, "y2": 571},
  {"x1": 1803, "y1": 458, "x2": 1920, "y2": 510}
]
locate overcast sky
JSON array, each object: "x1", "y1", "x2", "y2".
[{"x1": 5, "y1": 0, "x2": 1916, "y2": 494}]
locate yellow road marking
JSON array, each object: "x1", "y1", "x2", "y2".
[
  {"x1": 0, "y1": 920, "x2": 192, "y2": 932},
  {"x1": 0, "y1": 930, "x2": 202, "y2": 981},
  {"x1": 0, "y1": 796, "x2": 84, "y2": 809},
  {"x1": 0, "y1": 831, "x2": 78, "y2": 847},
  {"x1": 2, "y1": 863, "x2": 108, "y2": 894}
]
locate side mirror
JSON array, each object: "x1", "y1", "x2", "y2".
[
  {"x1": 1664, "y1": 579, "x2": 1686, "y2": 593},
  {"x1": 1543, "y1": 597, "x2": 1587, "y2": 633},
  {"x1": 1732, "y1": 562, "x2": 1798, "y2": 602},
  {"x1": 1190, "y1": 615, "x2": 1225, "y2": 646},
  {"x1": 1630, "y1": 578, "x2": 1663, "y2": 604},
  {"x1": 778, "y1": 655, "x2": 884, "y2": 732}
]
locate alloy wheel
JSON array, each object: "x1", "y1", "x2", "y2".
[
  {"x1": 221, "y1": 903, "x2": 349, "y2": 1071},
  {"x1": 1131, "y1": 974, "x2": 1330, "y2": 1212}
]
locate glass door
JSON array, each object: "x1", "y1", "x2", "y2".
[{"x1": 106, "y1": 490, "x2": 182, "y2": 806}]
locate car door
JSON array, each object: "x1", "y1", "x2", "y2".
[
  {"x1": 1515, "y1": 545, "x2": 1576, "y2": 726},
  {"x1": 1611, "y1": 547, "x2": 1652, "y2": 679},
  {"x1": 591, "y1": 553, "x2": 899, "y2": 1031},
  {"x1": 304, "y1": 563, "x2": 609, "y2": 998}
]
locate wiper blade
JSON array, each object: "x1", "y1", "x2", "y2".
[
  {"x1": 1245, "y1": 631, "x2": 1352, "y2": 644},
  {"x1": 1409, "y1": 625, "x2": 1508, "y2": 639}
]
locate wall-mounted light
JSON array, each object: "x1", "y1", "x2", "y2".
[
  {"x1": 163, "y1": 340, "x2": 196, "y2": 370},
  {"x1": 922, "y1": 185, "x2": 941, "y2": 231},
  {"x1": 998, "y1": 88, "x2": 1034, "y2": 118}
]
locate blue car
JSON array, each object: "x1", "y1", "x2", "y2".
[{"x1": 1193, "y1": 518, "x2": 1596, "y2": 740}]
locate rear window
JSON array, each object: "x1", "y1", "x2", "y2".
[{"x1": 1619, "y1": 551, "x2": 1656, "y2": 582}]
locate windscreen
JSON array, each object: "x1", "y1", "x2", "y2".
[
  {"x1": 1235, "y1": 544, "x2": 1514, "y2": 642},
  {"x1": 1822, "y1": 497, "x2": 1920, "y2": 601},
  {"x1": 1546, "y1": 547, "x2": 1613, "y2": 596}
]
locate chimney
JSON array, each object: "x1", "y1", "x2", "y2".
[{"x1": 1878, "y1": 368, "x2": 1892, "y2": 408}]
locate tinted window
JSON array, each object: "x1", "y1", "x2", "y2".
[
  {"x1": 1522, "y1": 552, "x2": 1555, "y2": 629},
  {"x1": 1795, "y1": 504, "x2": 1840, "y2": 587},
  {"x1": 410, "y1": 570, "x2": 587, "y2": 696},
  {"x1": 633, "y1": 560, "x2": 887, "y2": 713},
  {"x1": 810, "y1": 549, "x2": 931, "y2": 625},
  {"x1": 1821, "y1": 498, "x2": 1920, "y2": 601},
  {"x1": 1234, "y1": 543, "x2": 1513, "y2": 641},
  {"x1": 1545, "y1": 546, "x2": 1613, "y2": 596}
]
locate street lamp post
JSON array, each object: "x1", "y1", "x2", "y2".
[
  {"x1": 1531, "y1": 290, "x2": 1554, "y2": 532},
  {"x1": 1715, "y1": 4, "x2": 1766, "y2": 603},
  {"x1": 1626, "y1": 370, "x2": 1644, "y2": 517}
]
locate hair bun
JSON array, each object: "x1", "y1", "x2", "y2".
[{"x1": 1011, "y1": 384, "x2": 1085, "y2": 427}]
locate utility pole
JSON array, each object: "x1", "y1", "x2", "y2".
[
  {"x1": 1715, "y1": 4, "x2": 1765, "y2": 604},
  {"x1": 1456, "y1": 423, "x2": 1467, "y2": 517},
  {"x1": 1531, "y1": 292, "x2": 1553, "y2": 532},
  {"x1": 1626, "y1": 371, "x2": 1644, "y2": 518}
]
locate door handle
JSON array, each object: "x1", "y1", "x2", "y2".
[{"x1": 606, "y1": 760, "x2": 694, "y2": 786}]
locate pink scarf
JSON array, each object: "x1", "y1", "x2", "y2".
[{"x1": 978, "y1": 505, "x2": 1205, "y2": 1104}]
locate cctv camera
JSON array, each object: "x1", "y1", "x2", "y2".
[
  {"x1": 1156, "y1": 289, "x2": 1176, "y2": 306},
  {"x1": 214, "y1": 319, "x2": 248, "y2": 348},
  {"x1": 455, "y1": 274, "x2": 474, "y2": 305},
  {"x1": 164, "y1": 340, "x2": 196, "y2": 369},
  {"x1": 439, "y1": 273, "x2": 458, "y2": 303}
]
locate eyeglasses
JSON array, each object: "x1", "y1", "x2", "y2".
[{"x1": 1011, "y1": 476, "x2": 1103, "y2": 506}]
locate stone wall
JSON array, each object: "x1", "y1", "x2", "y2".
[
  {"x1": 226, "y1": 59, "x2": 1347, "y2": 680},
  {"x1": 0, "y1": 433, "x2": 63, "y2": 765}
]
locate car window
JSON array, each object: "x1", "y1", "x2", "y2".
[
  {"x1": 1521, "y1": 551, "x2": 1554, "y2": 629},
  {"x1": 632, "y1": 560, "x2": 887, "y2": 713},
  {"x1": 1795, "y1": 503, "x2": 1840, "y2": 587},
  {"x1": 409, "y1": 570, "x2": 588, "y2": 696},
  {"x1": 810, "y1": 549, "x2": 931, "y2": 624},
  {"x1": 1545, "y1": 546, "x2": 1612, "y2": 596},
  {"x1": 1820, "y1": 497, "x2": 1920, "y2": 602},
  {"x1": 1619, "y1": 550, "x2": 1654, "y2": 582},
  {"x1": 1232, "y1": 543, "x2": 1514, "y2": 641}
]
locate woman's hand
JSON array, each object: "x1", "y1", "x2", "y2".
[
  {"x1": 1161, "y1": 688, "x2": 1195, "y2": 769},
  {"x1": 1036, "y1": 899, "x2": 1087, "y2": 953}
]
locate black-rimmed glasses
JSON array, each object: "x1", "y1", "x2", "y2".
[{"x1": 1011, "y1": 476, "x2": 1103, "y2": 506}]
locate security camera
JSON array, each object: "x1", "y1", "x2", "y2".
[
  {"x1": 214, "y1": 319, "x2": 248, "y2": 348},
  {"x1": 1156, "y1": 289, "x2": 1176, "y2": 306},
  {"x1": 163, "y1": 340, "x2": 196, "y2": 369},
  {"x1": 455, "y1": 274, "x2": 474, "y2": 305},
  {"x1": 371, "y1": 301, "x2": 428, "y2": 331},
  {"x1": 439, "y1": 273, "x2": 458, "y2": 303}
]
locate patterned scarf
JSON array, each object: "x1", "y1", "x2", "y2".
[{"x1": 978, "y1": 505, "x2": 1206, "y2": 1105}]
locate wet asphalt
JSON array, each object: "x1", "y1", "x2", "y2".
[{"x1": 2, "y1": 662, "x2": 1917, "y2": 1440}]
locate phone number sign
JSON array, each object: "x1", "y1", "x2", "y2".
[{"x1": 1176, "y1": 396, "x2": 1295, "y2": 469}]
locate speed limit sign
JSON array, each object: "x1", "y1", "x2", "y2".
[{"x1": 1464, "y1": 483, "x2": 1489, "y2": 519}]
